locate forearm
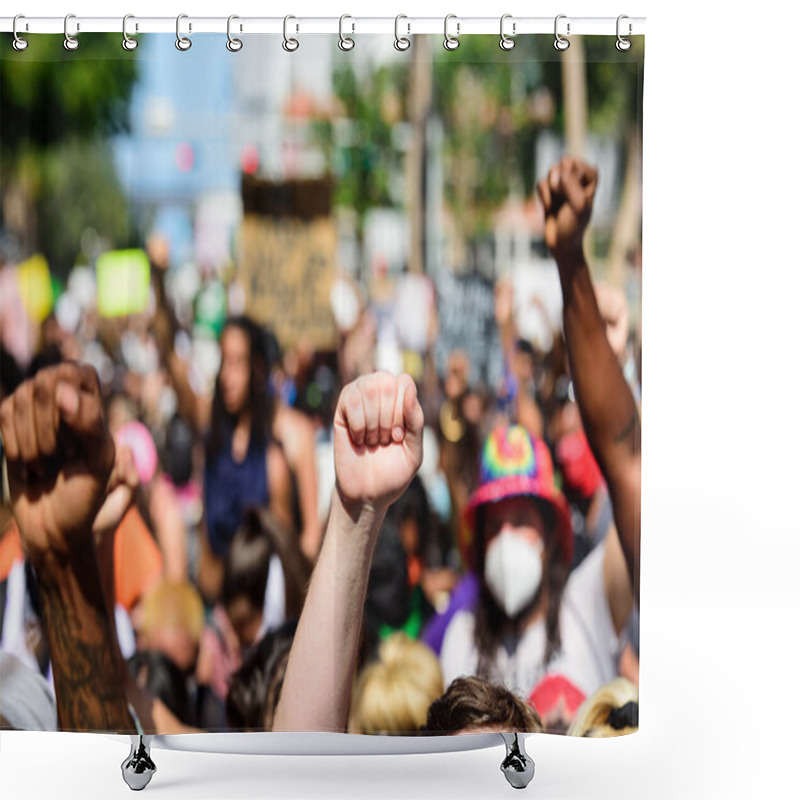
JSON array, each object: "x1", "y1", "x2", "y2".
[
  {"x1": 557, "y1": 254, "x2": 640, "y2": 474},
  {"x1": 36, "y1": 537, "x2": 134, "y2": 733},
  {"x1": 273, "y1": 490, "x2": 383, "y2": 732},
  {"x1": 558, "y1": 253, "x2": 641, "y2": 599}
]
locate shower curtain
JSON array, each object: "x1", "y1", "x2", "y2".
[{"x1": 0, "y1": 23, "x2": 643, "y2": 741}]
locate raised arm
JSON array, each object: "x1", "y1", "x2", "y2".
[
  {"x1": 148, "y1": 238, "x2": 211, "y2": 434},
  {"x1": 272, "y1": 371, "x2": 424, "y2": 732},
  {"x1": 538, "y1": 157, "x2": 641, "y2": 602},
  {"x1": 0, "y1": 364, "x2": 135, "y2": 732}
]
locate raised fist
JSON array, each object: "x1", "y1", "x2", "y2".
[
  {"x1": 0, "y1": 363, "x2": 115, "y2": 570},
  {"x1": 537, "y1": 157, "x2": 598, "y2": 263},
  {"x1": 334, "y1": 372, "x2": 424, "y2": 511}
]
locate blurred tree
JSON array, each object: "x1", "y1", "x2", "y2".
[
  {"x1": 0, "y1": 34, "x2": 138, "y2": 273},
  {"x1": 316, "y1": 35, "x2": 642, "y2": 270}
]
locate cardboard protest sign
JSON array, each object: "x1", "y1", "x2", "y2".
[
  {"x1": 96, "y1": 249, "x2": 151, "y2": 317},
  {"x1": 238, "y1": 217, "x2": 338, "y2": 351}
]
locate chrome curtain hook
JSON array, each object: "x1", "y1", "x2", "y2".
[
  {"x1": 176, "y1": 14, "x2": 192, "y2": 51},
  {"x1": 338, "y1": 14, "x2": 355, "y2": 51},
  {"x1": 64, "y1": 13, "x2": 79, "y2": 51},
  {"x1": 394, "y1": 14, "x2": 411, "y2": 51},
  {"x1": 554, "y1": 14, "x2": 570, "y2": 51},
  {"x1": 499, "y1": 14, "x2": 516, "y2": 51},
  {"x1": 122, "y1": 14, "x2": 138, "y2": 51},
  {"x1": 283, "y1": 15, "x2": 299, "y2": 52},
  {"x1": 227, "y1": 15, "x2": 243, "y2": 51},
  {"x1": 616, "y1": 14, "x2": 632, "y2": 51},
  {"x1": 12, "y1": 15, "x2": 29, "y2": 51},
  {"x1": 443, "y1": 14, "x2": 460, "y2": 51}
]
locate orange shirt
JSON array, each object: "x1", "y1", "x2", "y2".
[
  {"x1": 114, "y1": 507, "x2": 163, "y2": 612},
  {"x1": 0, "y1": 519, "x2": 23, "y2": 581}
]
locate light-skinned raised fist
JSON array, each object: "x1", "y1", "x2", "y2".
[
  {"x1": 334, "y1": 372, "x2": 424, "y2": 513},
  {"x1": 0, "y1": 363, "x2": 115, "y2": 571}
]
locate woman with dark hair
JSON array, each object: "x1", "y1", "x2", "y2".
[
  {"x1": 439, "y1": 424, "x2": 633, "y2": 700},
  {"x1": 198, "y1": 317, "x2": 293, "y2": 601}
]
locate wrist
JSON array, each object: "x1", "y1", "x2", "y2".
[
  {"x1": 333, "y1": 482, "x2": 387, "y2": 528},
  {"x1": 31, "y1": 534, "x2": 99, "y2": 593},
  {"x1": 553, "y1": 246, "x2": 587, "y2": 274}
]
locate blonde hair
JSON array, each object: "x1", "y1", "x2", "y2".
[
  {"x1": 139, "y1": 579, "x2": 205, "y2": 643},
  {"x1": 567, "y1": 678, "x2": 639, "y2": 738},
  {"x1": 348, "y1": 633, "x2": 444, "y2": 735}
]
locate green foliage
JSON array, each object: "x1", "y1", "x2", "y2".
[
  {"x1": 317, "y1": 35, "x2": 642, "y2": 240},
  {"x1": 1, "y1": 34, "x2": 139, "y2": 273},
  {"x1": 326, "y1": 62, "x2": 409, "y2": 227},
  {"x1": 0, "y1": 34, "x2": 137, "y2": 152},
  {"x1": 27, "y1": 139, "x2": 134, "y2": 273}
]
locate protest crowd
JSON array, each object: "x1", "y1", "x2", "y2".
[{"x1": 0, "y1": 157, "x2": 640, "y2": 739}]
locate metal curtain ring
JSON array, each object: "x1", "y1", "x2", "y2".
[
  {"x1": 227, "y1": 15, "x2": 243, "y2": 51},
  {"x1": 443, "y1": 14, "x2": 460, "y2": 51},
  {"x1": 64, "y1": 14, "x2": 79, "y2": 51},
  {"x1": 338, "y1": 14, "x2": 355, "y2": 51},
  {"x1": 12, "y1": 15, "x2": 29, "y2": 51},
  {"x1": 176, "y1": 14, "x2": 192, "y2": 51},
  {"x1": 394, "y1": 14, "x2": 411, "y2": 51},
  {"x1": 283, "y1": 15, "x2": 299, "y2": 52},
  {"x1": 122, "y1": 14, "x2": 138, "y2": 51},
  {"x1": 616, "y1": 15, "x2": 632, "y2": 51},
  {"x1": 499, "y1": 14, "x2": 515, "y2": 51},
  {"x1": 554, "y1": 14, "x2": 570, "y2": 51}
]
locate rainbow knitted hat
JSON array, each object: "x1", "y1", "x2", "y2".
[{"x1": 460, "y1": 425, "x2": 573, "y2": 569}]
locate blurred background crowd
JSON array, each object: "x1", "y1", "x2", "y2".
[{"x1": 1, "y1": 33, "x2": 642, "y2": 736}]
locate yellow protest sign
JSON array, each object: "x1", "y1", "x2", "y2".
[
  {"x1": 96, "y1": 249, "x2": 151, "y2": 317},
  {"x1": 16, "y1": 254, "x2": 53, "y2": 324}
]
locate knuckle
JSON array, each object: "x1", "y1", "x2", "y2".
[
  {"x1": 361, "y1": 379, "x2": 378, "y2": 403},
  {"x1": 13, "y1": 383, "x2": 31, "y2": 418},
  {"x1": 344, "y1": 387, "x2": 362, "y2": 411},
  {"x1": 33, "y1": 376, "x2": 50, "y2": 406}
]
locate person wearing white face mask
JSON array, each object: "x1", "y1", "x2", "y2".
[
  {"x1": 439, "y1": 424, "x2": 633, "y2": 702},
  {"x1": 439, "y1": 158, "x2": 640, "y2": 708}
]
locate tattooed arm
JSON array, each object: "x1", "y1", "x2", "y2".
[
  {"x1": 538, "y1": 158, "x2": 641, "y2": 605},
  {"x1": 0, "y1": 364, "x2": 133, "y2": 732}
]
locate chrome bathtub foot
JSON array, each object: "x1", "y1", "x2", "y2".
[
  {"x1": 121, "y1": 734, "x2": 156, "y2": 791},
  {"x1": 500, "y1": 732, "x2": 535, "y2": 789}
]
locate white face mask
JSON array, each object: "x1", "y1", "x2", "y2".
[{"x1": 484, "y1": 529, "x2": 544, "y2": 619}]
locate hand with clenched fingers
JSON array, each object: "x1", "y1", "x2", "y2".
[
  {"x1": 537, "y1": 156, "x2": 599, "y2": 264},
  {"x1": 0, "y1": 363, "x2": 115, "y2": 571},
  {"x1": 333, "y1": 371, "x2": 424, "y2": 513}
]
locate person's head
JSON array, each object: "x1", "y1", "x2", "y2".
[
  {"x1": 137, "y1": 580, "x2": 205, "y2": 674},
  {"x1": 222, "y1": 508, "x2": 310, "y2": 651},
  {"x1": 218, "y1": 316, "x2": 270, "y2": 417},
  {"x1": 226, "y1": 620, "x2": 297, "y2": 731},
  {"x1": 460, "y1": 426, "x2": 572, "y2": 669},
  {"x1": 208, "y1": 316, "x2": 274, "y2": 462},
  {"x1": 514, "y1": 338, "x2": 537, "y2": 385},
  {"x1": 567, "y1": 678, "x2": 639, "y2": 738},
  {"x1": 424, "y1": 676, "x2": 543, "y2": 735},
  {"x1": 386, "y1": 475, "x2": 432, "y2": 561},
  {"x1": 128, "y1": 649, "x2": 194, "y2": 726},
  {"x1": 348, "y1": 633, "x2": 444, "y2": 735}
]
